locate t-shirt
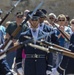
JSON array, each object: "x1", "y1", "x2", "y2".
[{"x1": 6, "y1": 21, "x2": 28, "y2": 39}]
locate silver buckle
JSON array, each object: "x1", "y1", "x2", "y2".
[{"x1": 34, "y1": 54, "x2": 38, "y2": 58}]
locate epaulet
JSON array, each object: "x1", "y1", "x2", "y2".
[{"x1": 21, "y1": 29, "x2": 29, "y2": 35}]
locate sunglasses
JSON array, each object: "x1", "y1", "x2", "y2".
[
  {"x1": 71, "y1": 22, "x2": 74, "y2": 24},
  {"x1": 49, "y1": 17, "x2": 54, "y2": 19},
  {"x1": 31, "y1": 19, "x2": 38, "y2": 21},
  {"x1": 58, "y1": 20, "x2": 65, "y2": 21},
  {"x1": 17, "y1": 16, "x2": 23, "y2": 18}
]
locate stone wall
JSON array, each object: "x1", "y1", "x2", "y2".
[{"x1": 0, "y1": 0, "x2": 74, "y2": 25}]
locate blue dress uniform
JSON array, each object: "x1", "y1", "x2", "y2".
[
  {"x1": 57, "y1": 33, "x2": 74, "y2": 75},
  {"x1": 36, "y1": 10, "x2": 59, "y2": 45},
  {"x1": 37, "y1": 10, "x2": 59, "y2": 69},
  {"x1": 39, "y1": 23, "x2": 59, "y2": 45},
  {"x1": 16, "y1": 28, "x2": 53, "y2": 75},
  {"x1": 0, "y1": 30, "x2": 13, "y2": 75}
]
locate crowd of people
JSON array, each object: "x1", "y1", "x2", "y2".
[{"x1": 0, "y1": 8, "x2": 74, "y2": 75}]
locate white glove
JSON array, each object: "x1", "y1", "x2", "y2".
[
  {"x1": 17, "y1": 68, "x2": 24, "y2": 75},
  {"x1": 46, "y1": 70, "x2": 52, "y2": 75},
  {"x1": 0, "y1": 49, "x2": 6, "y2": 60},
  {"x1": 0, "y1": 44, "x2": 3, "y2": 48},
  {"x1": 0, "y1": 54, "x2": 6, "y2": 60},
  {"x1": 51, "y1": 68, "x2": 59, "y2": 75}
]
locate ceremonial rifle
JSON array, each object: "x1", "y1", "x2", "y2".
[
  {"x1": 0, "y1": 0, "x2": 21, "y2": 25},
  {"x1": 0, "y1": 38, "x2": 31, "y2": 57},
  {"x1": 23, "y1": 36, "x2": 71, "y2": 52},
  {"x1": 40, "y1": 40, "x2": 71, "y2": 51},
  {"x1": 1, "y1": 41, "x2": 73, "y2": 58},
  {"x1": 28, "y1": 43, "x2": 74, "y2": 59},
  {"x1": 1, "y1": 2, "x2": 43, "y2": 51},
  {"x1": 13, "y1": 35, "x2": 72, "y2": 58},
  {"x1": 0, "y1": 35, "x2": 73, "y2": 59}
]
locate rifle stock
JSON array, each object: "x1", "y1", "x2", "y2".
[{"x1": 41, "y1": 41, "x2": 71, "y2": 51}]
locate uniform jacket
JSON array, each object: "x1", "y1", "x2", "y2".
[
  {"x1": 39, "y1": 23, "x2": 59, "y2": 45},
  {"x1": 57, "y1": 33, "x2": 74, "y2": 74},
  {"x1": 16, "y1": 28, "x2": 53, "y2": 75}
]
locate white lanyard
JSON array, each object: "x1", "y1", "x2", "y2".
[{"x1": 31, "y1": 28, "x2": 39, "y2": 43}]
